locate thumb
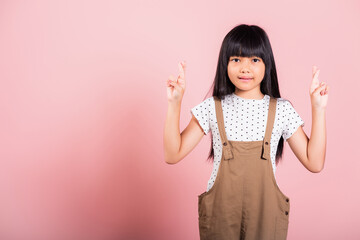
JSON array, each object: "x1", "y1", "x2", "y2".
[
  {"x1": 169, "y1": 80, "x2": 182, "y2": 92},
  {"x1": 313, "y1": 82, "x2": 327, "y2": 95}
]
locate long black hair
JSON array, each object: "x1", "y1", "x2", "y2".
[{"x1": 204, "y1": 24, "x2": 285, "y2": 166}]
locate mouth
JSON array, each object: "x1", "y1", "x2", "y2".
[{"x1": 238, "y1": 77, "x2": 253, "y2": 81}]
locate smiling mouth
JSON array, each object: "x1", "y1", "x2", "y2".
[{"x1": 238, "y1": 77, "x2": 253, "y2": 81}]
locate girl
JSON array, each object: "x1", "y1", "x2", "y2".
[{"x1": 164, "y1": 24, "x2": 329, "y2": 240}]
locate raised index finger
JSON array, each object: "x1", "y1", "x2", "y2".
[
  {"x1": 178, "y1": 61, "x2": 186, "y2": 79},
  {"x1": 310, "y1": 66, "x2": 320, "y2": 93},
  {"x1": 312, "y1": 65, "x2": 320, "y2": 79}
]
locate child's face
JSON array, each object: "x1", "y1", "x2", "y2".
[{"x1": 227, "y1": 56, "x2": 265, "y2": 95}]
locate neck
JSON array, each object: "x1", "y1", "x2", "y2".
[{"x1": 234, "y1": 90, "x2": 265, "y2": 100}]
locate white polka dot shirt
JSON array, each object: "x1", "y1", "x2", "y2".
[{"x1": 190, "y1": 93, "x2": 305, "y2": 192}]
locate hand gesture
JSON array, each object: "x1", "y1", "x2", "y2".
[
  {"x1": 309, "y1": 66, "x2": 329, "y2": 110},
  {"x1": 166, "y1": 61, "x2": 186, "y2": 103}
]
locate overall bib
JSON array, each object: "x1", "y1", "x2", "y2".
[{"x1": 198, "y1": 96, "x2": 290, "y2": 240}]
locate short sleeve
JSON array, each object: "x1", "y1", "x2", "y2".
[
  {"x1": 282, "y1": 100, "x2": 305, "y2": 141},
  {"x1": 190, "y1": 97, "x2": 212, "y2": 135}
]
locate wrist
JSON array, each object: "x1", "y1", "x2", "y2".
[
  {"x1": 311, "y1": 106, "x2": 325, "y2": 112},
  {"x1": 168, "y1": 99, "x2": 182, "y2": 108},
  {"x1": 311, "y1": 107, "x2": 326, "y2": 118}
]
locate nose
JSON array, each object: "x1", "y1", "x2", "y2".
[
  {"x1": 240, "y1": 66, "x2": 250, "y2": 73},
  {"x1": 240, "y1": 68, "x2": 250, "y2": 73},
  {"x1": 239, "y1": 59, "x2": 251, "y2": 73}
]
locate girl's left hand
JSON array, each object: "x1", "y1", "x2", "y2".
[{"x1": 309, "y1": 66, "x2": 329, "y2": 110}]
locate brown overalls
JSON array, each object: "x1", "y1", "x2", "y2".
[{"x1": 198, "y1": 96, "x2": 290, "y2": 240}]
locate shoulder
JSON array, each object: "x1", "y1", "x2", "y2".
[
  {"x1": 192, "y1": 94, "x2": 233, "y2": 107},
  {"x1": 275, "y1": 96, "x2": 305, "y2": 126},
  {"x1": 190, "y1": 96, "x2": 216, "y2": 119},
  {"x1": 190, "y1": 96, "x2": 216, "y2": 135},
  {"x1": 275, "y1": 97, "x2": 291, "y2": 106},
  {"x1": 274, "y1": 97, "x2": 298, "y2": 112},
  {"x1": 273, "y1": 97, "x2": 304, "y2": 121},
  {"x1": 192, "y1": 96, "x2": 215, "y2": 109},
  {"x1": 192, "y1": 93, "x2": 242, "y2": 111}
]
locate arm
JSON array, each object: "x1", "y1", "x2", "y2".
[
  {"x1": 164, "y1": 101, "x2": 182, "y2": 164},
  {"x1": 287, "y1": 108, "x2": 326, "y2": 173},
  {"x1": 164, "y1": 108, "x2": 205, "y2": 164},
  {"x1": 163, "y1": 61, "x2": 205, "y2": 164},
  {"x1": 287, "y1": 66, "x2": 329, "y2": 173}
]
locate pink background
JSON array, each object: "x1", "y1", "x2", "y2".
[{"x1": 0, "y1": 0, "x2": 359, "y2": 239}]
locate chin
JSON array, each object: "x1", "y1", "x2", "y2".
[{"x1": 235, "y1": 85, "x2": 254, "y2": 90}]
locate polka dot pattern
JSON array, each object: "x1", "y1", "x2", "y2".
[{"x1": 190, "y1": 93, "x2": 305, "y2": 192}]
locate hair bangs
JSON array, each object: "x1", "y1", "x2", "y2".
[{"x1": 226, "y1": 31, "x2": 266, "y2": 62}]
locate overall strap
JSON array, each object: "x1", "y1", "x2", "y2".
[
  {"x1": 261, "y1": 97, "x2": 277, "y2": 160},
  {"x1": 214, "y1": 96, "x2": 234, "y2": 160}
]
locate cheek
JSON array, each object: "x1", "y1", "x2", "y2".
[
  {"x1": 260, "y1": 68, "x2": 266, "y2": 76},
  {"x1": 227, "y1": 67, "x2": 236, "y2": 77},
  {"x1": 257, "y1": 65, "x2": 266, "y2": 77},
  {"x1": 261, "y1": 64, "x2": 266, "y2": 74}
]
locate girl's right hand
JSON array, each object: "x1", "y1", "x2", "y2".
[{"x1": 166, "y1": 61, "x2": 186, "y2": 103}]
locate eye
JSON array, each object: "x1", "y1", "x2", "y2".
[{"x1": 230, "y1": 57, "x2": 261, "y2": 63}]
